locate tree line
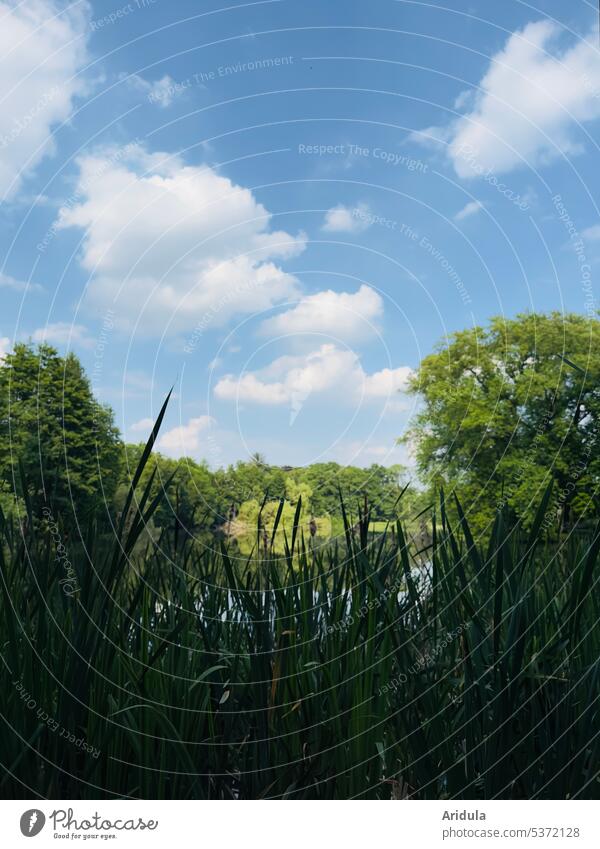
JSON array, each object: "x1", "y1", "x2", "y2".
[
  {"x1": 1, "y1": 311, "x2": 598, "y2": 536},
  {"x1": 0, "y1": 343, "x2": 409, "y2": 534}
]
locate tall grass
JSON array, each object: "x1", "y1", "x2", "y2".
[{"x1": 1, "y1": 436, "x2": 599, "y2": 799}]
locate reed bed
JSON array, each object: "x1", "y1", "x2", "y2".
[{"x1": 1, "y1": 431, "x2": 599, "y2": 799}]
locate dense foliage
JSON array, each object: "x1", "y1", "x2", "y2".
[
  {"x1": 0, "y1": 343, "x2": 409, "y2": 536},
  {"x1": 0, "y1": 343, "x2": 122, "y2": 518},
  {"x1": 2, "y1": 319, "x2": 599, "y2": 800},
  {"x1": 1, "y1": 463, "x2": 598, "y2": 799},
  {"x1": 117, "y1": 443, "x2": 411, "y2": 539}
]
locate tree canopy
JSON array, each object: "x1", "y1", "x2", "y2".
[
  {"x1": 12, "y1": 312, "x2": 599, "y2": 543},
  {"x1": 117, "y1": 448, "x2": 410, "y2": 539},
  {"x1": 404, "y1": 312, "x2": 600, "y2": 530},
  {"x1": 0, "y1": 342, "x2": 409, "y2": 538},
  {"x1": 0, "y1": 343, "x2": 122, "y2": 518}
]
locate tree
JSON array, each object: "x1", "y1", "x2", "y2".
[
  {"x1": 285, "y1": 476, "x2": 312, "y2": 511},
  {"x1": 404, "y1": 312, "x2": 600, "y2": 530},
  {"x1": 212, "y1": 460, "x2": 286, "y2": 511},
  {"x1": 0, "y1": 343, "x2": 122, "y2": 519},
  {"x1": 295, "y1": 462, "x2": 409, "y2": 519},
  {"x1": 116, "y1": 444, "x2": 219, "y2": 534}
]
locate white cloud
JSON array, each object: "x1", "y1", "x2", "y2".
[
  {"x1": 362, "y1": 366, "x2": 413, "y2": 398},
  {"x1": 214, "y1": 344, "x2": 412, "y2": 409},
  {"x1": 416, "y1": 21, "x2": 600, "y2": 177},
  {"x1": 148, "y1": 75, "x2": 180, "y2": 107},
  {"x1": 56, "y1": 144, "x2": 306, "y2": 334},
  {"x1": 260, "y1": 284, "x2": 383, "y2": 341},
  {"x1": 322, "y1": 203, "x2": 371, "y2": 233},
  {"x1": 0, "y1": 271, "x2": 43, "y2": 292},
  {"x1": 0, "y1": 0, "x2": 90, "y2": 198},
  {"x1": 158, "y1": 415, "x2": 214, "y2": 457},
  {"x1": 453, "y1": 89, "x2": 475, "y2": 111},
  {"x1": 582, "y1": 224, "x2": 600, "y2": 241},
  {"x1": 126, "y1": 73, "x2": 183, "y2": 108},
  {"x1": 454, "y1": 200, "x2": 483, "y2": 221},
  {"x1": 0, "y1": 336, "x2": 11, "y2": 360},
  {"x1": 130, "y1": 417, "x2": 155, "y2": 433},
  {"x1": 216, "y1": 373, "x2": 289, "y2": 405},
  {"x1": 32, "y1": 322, "x2": 93, "y2": 348}
]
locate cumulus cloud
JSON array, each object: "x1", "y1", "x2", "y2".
[
  {"x1": 216, "y1": 373, "x2": 289, "y2": 405},
  {"x1": 0, "y1": 0, "x2": 90, "y2": 198},
  {"x1": 415, "y1": 21, "x2": 600, "y2": 177},
  {"x1": 126, "y1": 74, "x2": 183, "y2": 108},
  {"x1": 32, "y1": 322, "x2": 93, "y2": 348},
  {"x1": 260, "y1": 284, "x2": 383, "y2": 341},
  {"x1": 454, "y1": 200, "x2": 483, "y2": 221},
  {"x1": 322, "y1": 203, "x2": 371, "y2": 233},
  {"x1": 56, "y1": 144, "x2": 306, "y2": 334},
  {"x1": 158, "y1": 415, "x2": 214, "y2": 457},
  {"x1": 361, "y1": 366, "x2": 413, "y2": 398},
  {"x1": 214, "y1": 344, "x2": 412, "y2": 410},
  {"x1": 146, "y1": 75, "x2": 181, "y2": 107}
]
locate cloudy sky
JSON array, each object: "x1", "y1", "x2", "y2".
[{"x1": 1, "y1": 0, "x2": 599, "y2": 467}]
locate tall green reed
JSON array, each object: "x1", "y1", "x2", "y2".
[{"x1": 1, "y1": 410, "x2": 598, "y2": 799}]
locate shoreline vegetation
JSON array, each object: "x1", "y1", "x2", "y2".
[
  {"x1": 0, "y1": 311, "x2": 599, "y2": 799},
  {"x1": 1, "y1": 444, "x2": 598, "y2": 798}
]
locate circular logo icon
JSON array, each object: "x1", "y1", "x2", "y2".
[{"x1": 20, "y1": 810, "x2": 46, "y2": 837}]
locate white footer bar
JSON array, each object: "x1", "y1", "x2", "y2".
[{"x1": 0, "y1": 800, "x2": 597, "y2": 848}]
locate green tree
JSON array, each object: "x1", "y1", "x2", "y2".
[
  {"x1": 116, "y1": 444, "x2": 219, "y2": 533},
  {"x1": 404, "y1": 312, "x2": 600, "y2": 530},
  {"x1": 296, "y1": 462, "x2": 409, "y2": 519},
  {"x1": 0, "y1": 343, "x2": 122, "y2": 518},
  {"x1": 285, "y1": 475, "x2": 312, "y2": 510},
  {"x1": 212, "y1": 460, "x2": 286, "y2": 510}
]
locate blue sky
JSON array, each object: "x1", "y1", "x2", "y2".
[{"x1": 1, "y1": 0, "x2": 599, "y2": 468}]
